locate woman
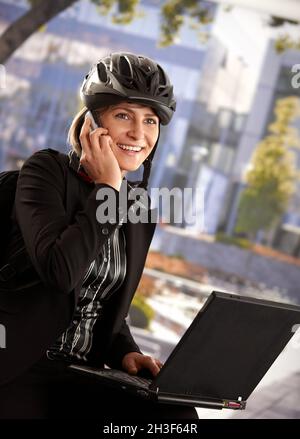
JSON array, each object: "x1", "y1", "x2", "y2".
[{"x1": 0, "y1": 52, "x2": 197, "y2": 419}]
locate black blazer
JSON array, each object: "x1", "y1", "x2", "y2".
[{"x1": 0, "y1": 149, "x2": 157, "y2": 386}]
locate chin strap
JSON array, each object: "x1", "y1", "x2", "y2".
[
  {"x1": 137, "y1": 124, "x2": 161, "y2": 190},
  {"x1": 139, "y1": 156, "x2": 152, "y2": 189}
]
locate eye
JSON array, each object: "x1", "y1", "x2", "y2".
[
  {"x1": 115, "y1": 112, "x2": 129, "y2": 120},
  {"x1": 145, "y1": 118, "x2": 157, "y2": 125}
]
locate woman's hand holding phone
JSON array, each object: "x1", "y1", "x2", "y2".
[{"x1": 79, "y1": 111, "x2": 123, "y2": 191}]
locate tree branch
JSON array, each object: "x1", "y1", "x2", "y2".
[{"x1": 0, "y1": 0, "x2": 78, "y2": 65}]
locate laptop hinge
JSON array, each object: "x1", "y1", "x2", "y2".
[
  {"x1": 156, "y1": 392, "x2": 225, "y2": 410},
  {"x1": 156, "y1": 391, "x2": 246, "y2": 410}
]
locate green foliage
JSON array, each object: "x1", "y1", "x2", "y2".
[
  {"x1": 90, "y1": 0, "x2": 140, "y2": 25},
  {"x1": 267, "y1": 16, "x2": 300, "y2": 53},
  {"x1": 21, "y1": 1, "x2": 300, "y2": 53},
  {"x1": 90, "y1": 0, "x2": 113, "y2": 13},
  {"x1": 215, "y1": 233, "x2": 252, "y2": 250},
  {"x1": 159, "y1": 0, "x2": 212, "y2": 47},
  {"x1": 129, "y1": 294, "x2": 154, "y2": 329},
  {"x1": 24, "y1": 0, "x2": 213, "y2": 48},
  {"x1": 275, "y1": 35, "x2": 300, "y2": 53},
  {"x1": 235, "y1": 97, "x2": 300, "y2": 236}
]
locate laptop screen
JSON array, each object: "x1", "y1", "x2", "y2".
[{"x1": 152, "y1": 291, "x2": 300, "y2": 401}]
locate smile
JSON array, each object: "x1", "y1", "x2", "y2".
[{"x1": 117, "y1": 144, "x2": 144, "y2": 152}]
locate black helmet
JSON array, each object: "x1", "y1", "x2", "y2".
[{"x1": 80, "y1": 52, "x2": 176, "y2": 125}]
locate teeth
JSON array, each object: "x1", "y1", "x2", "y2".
[{"x1": 118, "y1": 144, "x2": 142, "y2": 152}]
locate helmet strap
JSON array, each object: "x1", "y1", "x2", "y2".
[
  {"x1": 139, "y1": 124, "x2": 160, "y2": 190},
  {"x1": 140, "y1": 157, "x2": 152, "y2": 190}
]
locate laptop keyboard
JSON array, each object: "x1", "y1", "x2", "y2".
[
  {"x1": 69, "y1": 365, "x2": 152, "y2": 389},
  {"x1": 97, "y1": 368, "x2": 151, "y2": 388}
]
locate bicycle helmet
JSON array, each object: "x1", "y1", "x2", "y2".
[
  {"x1": 80, "y1": 52, "x2": 176, "y2": 188},
  {"x1": 80, "y1": 52, "x2": 176, "y2": 125}
]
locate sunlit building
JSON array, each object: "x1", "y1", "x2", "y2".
[
  {"x1": 172, "y1": 35, "x2": 253, "y2": 234},
  {"x1": 0, "y1": 0, "x2": 216, "y2": 183},
  {"x1": 229, "y1": 41, "x2": 300, "y2": 255}
]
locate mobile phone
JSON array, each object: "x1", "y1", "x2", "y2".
[{"x1": 85, "y1": 110, "x2": 99, "y2": 130}]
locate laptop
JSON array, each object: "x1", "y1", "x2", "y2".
[{"x1": 68, "y1": 291, "x2": 300, "y2": 410}]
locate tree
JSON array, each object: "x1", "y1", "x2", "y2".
[
  {"x1": 235, "y1": 96, "x2": 300, "y2": 240},
  {"x1": 0, "y1": 0, "x2": 299, "y2": 65},
  {"x1": 0, "y1": 0, "x2": 213, "y2": 65},
  {"x1": 129, "y1": 294, "x2": 155, "y2": 329},
  {"x1": 268, "y1": 16, "x2": 300, "y2": 53},
  {"x1": 0, "y1": 0, "x2": 78, "y2": 65},
  {"x1": 158, "y1": 0, "x2": 213, "y2": 47}
]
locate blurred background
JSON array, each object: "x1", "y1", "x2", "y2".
[{"x1": 1, "y1": 0, "x2": 300, "y2": 419}]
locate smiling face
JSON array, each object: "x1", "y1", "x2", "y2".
[{"x1": 96, "y1": 102, "x2": 160, "y2": 177}]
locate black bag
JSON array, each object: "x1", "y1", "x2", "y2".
[
  {"x1": 0, "y1": 149, "x2": 68, "y2": 288},
  {"x1": 0, "y1": 170, "x2": 19, "y2": 264},
  {"x1": 0, "y1": 169, "x2": 31, "y2": 284}
]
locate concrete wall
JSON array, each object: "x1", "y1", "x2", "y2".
[{"x1": 153, "y1": 228, "x2": 300, "y2": 304}]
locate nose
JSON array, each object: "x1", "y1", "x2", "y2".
[{"x1": 127, "y1": 119, "x2": 145, "y2": 141}]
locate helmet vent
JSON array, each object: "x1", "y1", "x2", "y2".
[
  {"x1": 119, "y1": 55, "x2": 133, "y2": 79},
  {"x1": 157, "y1": 65, "x2": 167, "y2": 85},
  {"x1": 158, "y1": 85, "x2": 169, "y2": 97},
  {"x1": 97, "y1": 62, "x2": 108, "y2": 83}
]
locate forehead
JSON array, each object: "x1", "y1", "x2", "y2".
[{"x1": 110, "y1": 102, "x2": 157, "y2": 115}]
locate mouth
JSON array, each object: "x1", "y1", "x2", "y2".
[{"x1": 117, "y1": 143, "x2": 145, "y2": 155}]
